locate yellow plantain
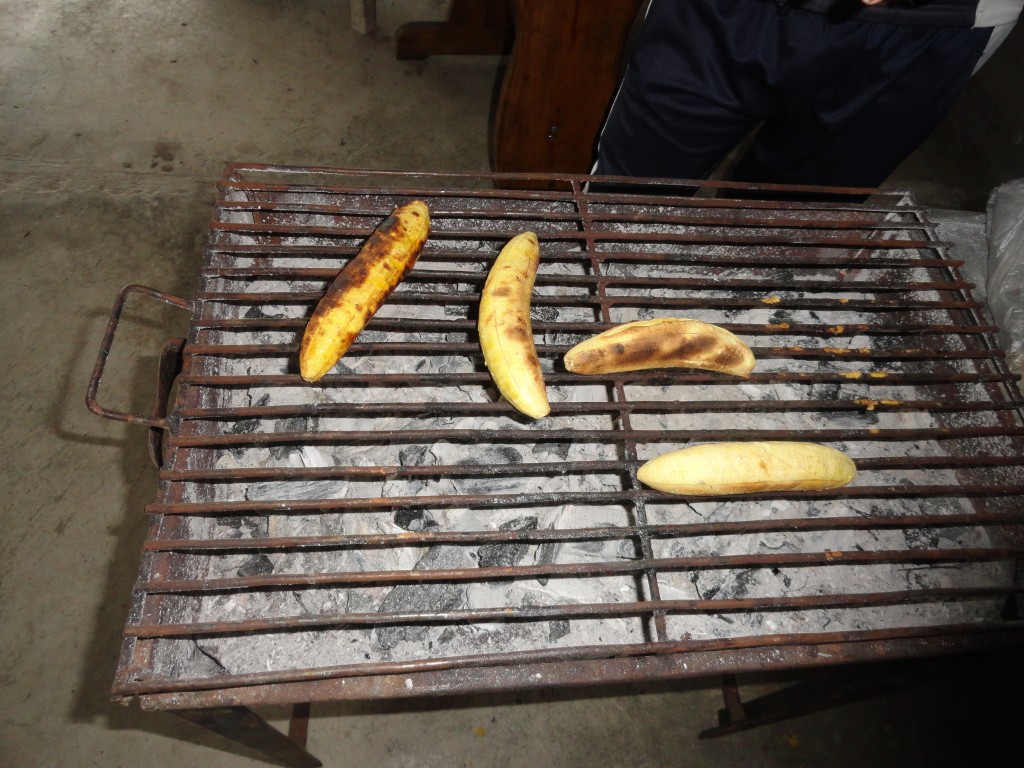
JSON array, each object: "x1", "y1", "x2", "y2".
[
  {"x1": 637, "y1": 441, "x2": 856, "y2": 496},
  {"x1": 478, "y1": 231, "x2": 550, "y2": 419},
  {"x1": 299, "y1": 200, "x2": 430, "y2": 382},
  {"x1": 563, "y1": 318, "x2": 755, "y2": 377}
]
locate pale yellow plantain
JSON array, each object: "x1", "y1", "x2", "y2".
[
  {"x1": 564, "y1": 318, "x2": 755, "y2": 377},
  {"x1": 478, "y1": 231, "x2": 550, "y2": 419},
  {"x1": 637, "y1": 442, "x2": 856, "y2": 496},
  {"x1": 299, "y1": 200, "x2": 430, "y2": 382}
]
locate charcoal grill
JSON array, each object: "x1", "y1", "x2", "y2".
[{"x1": 87, "y1": 164, "x2": 1024, "y2": 767}]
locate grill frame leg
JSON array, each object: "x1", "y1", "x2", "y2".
[
  {"x1": 699, "y1": 659, "x2": 954, "y2": 739},
  {"x1": 173, "y1": 706, "x2": 322, "y2": 768}
]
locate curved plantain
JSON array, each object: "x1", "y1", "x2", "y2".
[
  {"x1": 478, "y1": 231, "x2": 550, "y2": 419},
  {"x1": 300, "y1": 200, "x2": 430, "y2": 382},
  {"x1": 563, "y1": 318, "x2": 755, "y2": 377}
]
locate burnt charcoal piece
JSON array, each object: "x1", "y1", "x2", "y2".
[
  {"x1": 399, "y1": 445, "x2": 431, "y2": 466},
  {"x1": 394, "y1": 509, "x2": 425, "y2": 530},
  {"x1": 215, "y1": 516, "x2": 268, "y2": 539},
  {"x1": 236, "y1": 554, "x2": 274, "y2": 577},
  {"x1": 533, "y1": 524, "x2": 560, "y2": 586},
  {"x1": 477, "y1": 516, "x2": 538, "y2": 570},
  {"x1": 453, "y1": 446, "x2": 525, "y2": 494},
  {"x1": 548, "y1": 619, "x2": 571, "y2": 641},
  {"x1": 227, "y1": 396, "x2": 270, "y2": 435},
  {"x1": 228, "y1": 417, "x2": 261, "y2": 435},
  {"x1": 374, "y1": 545, "x2": 468, "y2": 650},
  {"x1": 244, "y1": 304, "x2": 286, "y2": 320},
  {"x1": 437, "y1": 627, "x2": 457, "y2": 645},
  {"x1": 534, "y1": 442, "x2": 571, "y2": 460}
]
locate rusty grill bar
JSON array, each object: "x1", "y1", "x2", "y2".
[{"x1": 111, "y1": 165, "x2": 1024, "y2": 711}]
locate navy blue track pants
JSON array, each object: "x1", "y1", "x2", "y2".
[{"x1": 595, "y1": 0, "x2": 993, "y2": 188}]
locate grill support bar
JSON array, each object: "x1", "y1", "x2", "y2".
[{"x1": 578, "y1": 181, "x2": 668, "y2": 642}]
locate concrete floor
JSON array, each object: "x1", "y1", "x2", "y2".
[{"x1": 2, "y1": 2, "x2": 1024, "y2": 766}]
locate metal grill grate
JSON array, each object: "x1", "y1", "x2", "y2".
[{"x1": 102, "y1": 165, "x2": 1024, "y2": 709}]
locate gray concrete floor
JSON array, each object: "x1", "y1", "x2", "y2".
[{"x1": 2, "y1": 2, "x2": 1023, "y2": 767}]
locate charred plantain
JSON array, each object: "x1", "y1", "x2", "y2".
[
  {"x1": 563, "y1": 318, "x2": 755, "y2": 377},
  {"x1": 299, "y1": 200, "x2": 430, "y2": 382}
]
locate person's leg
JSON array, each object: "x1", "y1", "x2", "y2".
[
  {"x1": 594, "y1": 0, "x2": 779, "y2": 181},
  {"x1": 732, "y1": 15, "x2": 993, "y2": 188}
]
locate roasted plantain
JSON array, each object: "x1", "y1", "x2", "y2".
[
  {"x1": 299, "y1": 200, "x2": 430, "y2": 382},
  {"x1": 637, "y1": 441, "x2": 856, "y2": 496},
  {"x1": 564, "y1": 318, "x2": 755, "y2": 377},
  {"x1": 478, "y1": 231, "x2": 550, "y2": 419}
]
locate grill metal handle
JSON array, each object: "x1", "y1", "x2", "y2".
[{"x1": 86, "y1": 284, "x2": 192, "y2": 428}]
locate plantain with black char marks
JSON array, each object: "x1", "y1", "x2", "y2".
[
  {"x1": 563, "y1": 318, "x2": 755, "y2": 377},
  {"x1": 300, "y1": 200, "x2": 430, "y2": 382},
  {"x1": 478, "y1": 231, "x2": 550, "y2": 419}
]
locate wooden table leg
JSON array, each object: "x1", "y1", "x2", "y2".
[
  {"x1": 492, "y1": 0, "x2": 644, "y2": 187},
  {"x1": 351, "y1": 0, "x2": 376, "y2": 36},
  {"x1": 396, "y1": 0, "x2": 513, "y2": 60},
  {"x1": 174, "y1": 706, "x2": 322, "y2": 768}
]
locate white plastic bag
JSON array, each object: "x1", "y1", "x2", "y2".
[{"x1": 986, "y1": 179, "x2": 1024, "y2": 376}]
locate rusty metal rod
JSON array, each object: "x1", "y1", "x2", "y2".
[
  {"x1": 157, "y1": 455, "x2": 1024, "y2": 484},
  {"x1": 136, "y1": 547, "x2": 1021, "y2": 594},
  {"x1": 181, "y1": 341, "x2": 1004, "y2": 362},
  {"x1": 176, "y1": 370, "x2": 1020, "y2": 388},
  {"x1": 194, "y1": 316, "x2": 999, "y2": 337},
  {"x1": 214, "y1": 199, "x2": 926, "y2": 231},
  {"x1": 144, "y1": 485, "x2": 1024, "y2": 517},
  {"x1": 165, "y1": 425, "x2": 1024, "y2": 449},
  {"x1": 216, "y1": 163, "x2": 893, "y2": 197},
  {"x1": 196, "y1": 290, "x2": 982, "y2": 312},
  {"x1": 215, "y1": 190, "x2": 912, "y2": 217},
  {"x1": 211, "y1": 219, "x2": 942, "y2": 250},
  {"x1": 141, "y1": 511, "x2": 1024, "y2": 553},
  {"x1": 201, "y1": 267, "x2": 969, "y2": 294},
  {"x1": 207, "y1": 242, "x2": 961, "y2": 269},
  {"x1": 173, "y1": 398, "x2": 1022, "y2": 421},
  {"x1": 126, "y1": 585, "x2": 1018, "y2": 639},
  {"x1": 116, "y1": 620, "x2": 1023, "y2": 697}
]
